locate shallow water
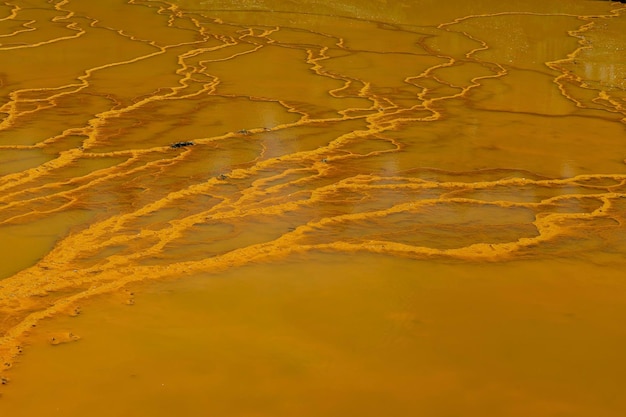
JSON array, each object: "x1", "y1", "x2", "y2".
[{"x1": 1, "y1": 0, "x2": 625, "y2": 415}]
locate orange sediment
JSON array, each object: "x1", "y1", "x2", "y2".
[{"x1": 0, "y1": 1, "x2": 625, "y2": 410}]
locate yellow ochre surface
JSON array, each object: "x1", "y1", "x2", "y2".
[{"x1": 0, "y1": 0, "x2": 625, "y2": 415}]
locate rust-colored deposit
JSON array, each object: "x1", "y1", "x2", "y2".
[{"x1": 1, "y1": 0, "x2": 626, "y2": 415}]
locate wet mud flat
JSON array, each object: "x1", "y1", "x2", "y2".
[
  {"x1": 2, "y1": 254, "x2": 626, "y2": 416},
  {"x1": 1, "y1": 0, "x2": 626, "y2": 415}
]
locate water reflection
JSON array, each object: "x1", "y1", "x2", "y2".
[{"x1": 1, "y1": 0, "x2": 625, "y2": 415}]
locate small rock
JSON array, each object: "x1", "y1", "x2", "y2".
[
  {"x1": 170, "y1": 141, "x2": 195, "y2": 149},
  {"x1": 50, "y1": 332, "x2": 81, "y2": 345}
]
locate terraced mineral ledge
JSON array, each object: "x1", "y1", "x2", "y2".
[{"x1": 0, "y1": 0, "x2": 625, "y2": 415}]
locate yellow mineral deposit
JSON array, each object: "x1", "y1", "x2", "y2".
[{"x1": 0, "y1": 0, "x2": 625, "y2": 416}]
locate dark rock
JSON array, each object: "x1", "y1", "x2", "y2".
[{"x1": 170, "y1": 141, "x2": 195, "y2": 149}]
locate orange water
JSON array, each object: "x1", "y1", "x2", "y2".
[{"x1": 1, "y1": 0, "x2": 625, "y2": 415}]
